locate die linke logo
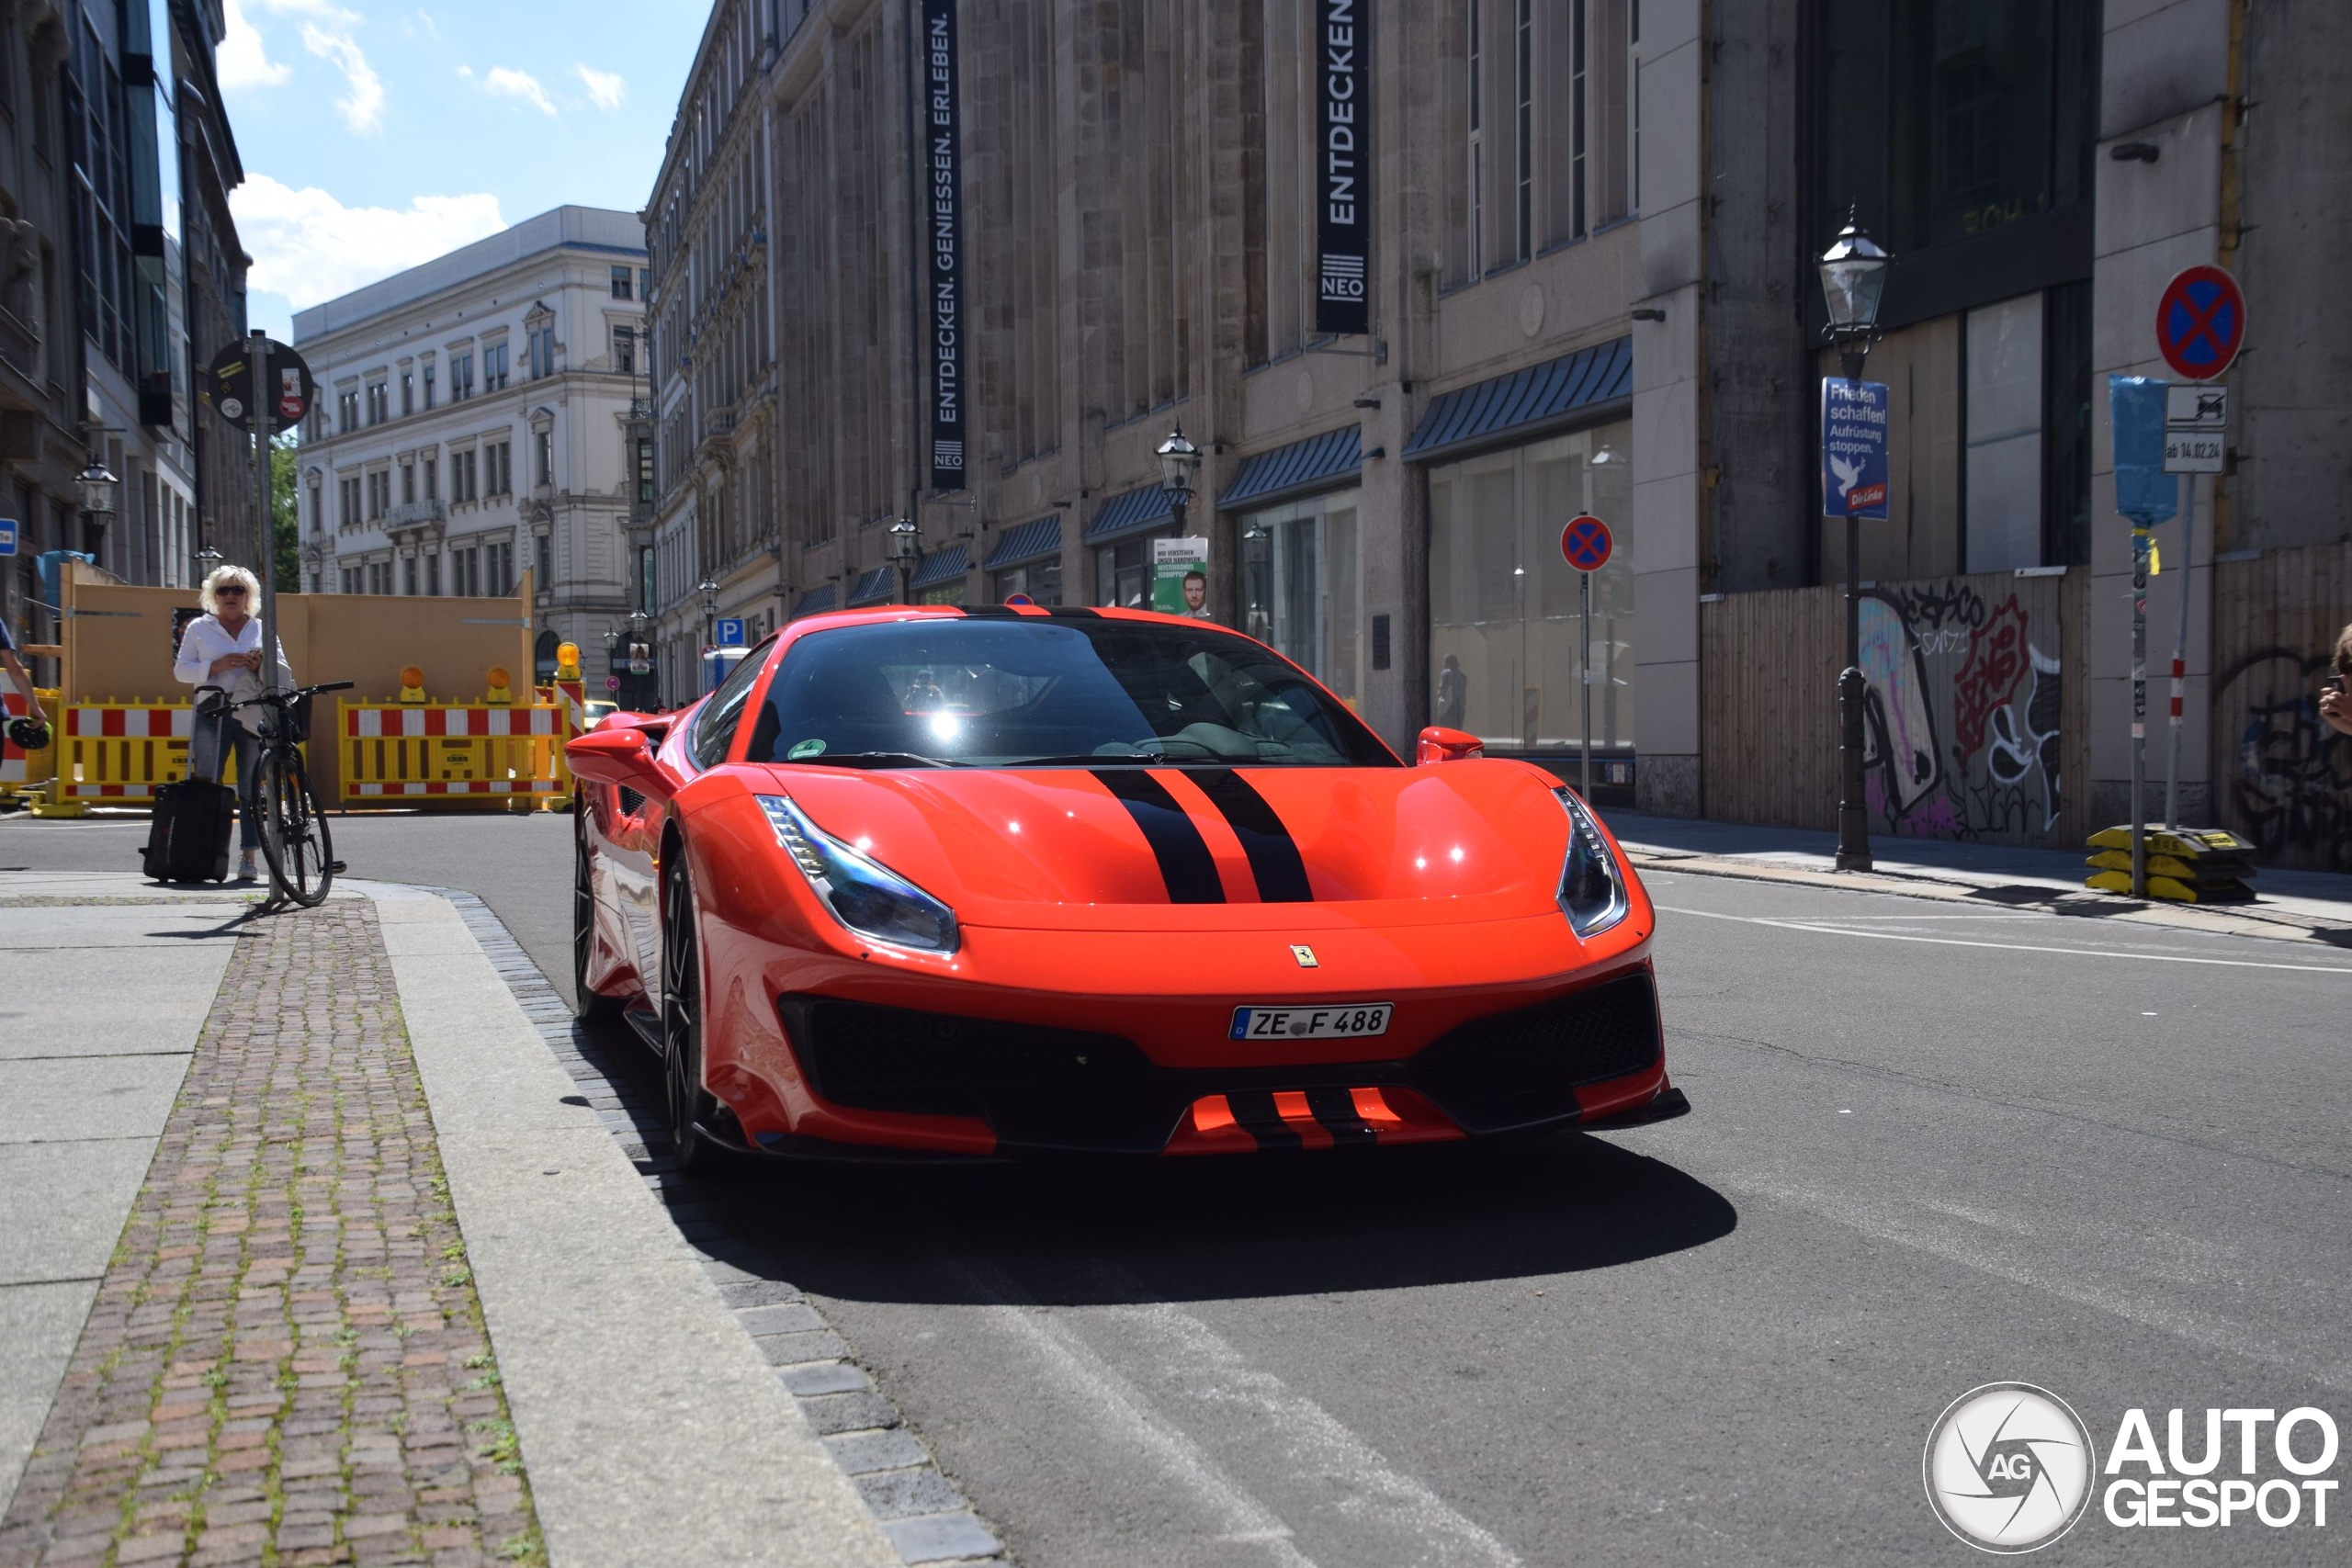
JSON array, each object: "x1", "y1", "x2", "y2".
[{"x1": 1926, "y1": 1385, "x2": 2342, "y2": 1553}]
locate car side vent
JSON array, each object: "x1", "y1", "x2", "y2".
[{"x1": 618, "y1": 786, "x2": 646, "y2": 818}]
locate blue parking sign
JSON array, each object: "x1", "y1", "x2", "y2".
[
  {"x1": 1821, "y1": 378, "x2": 1890, "y2": 520},
  {"x1": 715, "y1": 617, "x2": 745, "y2": 647},
  {"x1": 0, "y1": 518, "x2": 16, "y2": 556}
]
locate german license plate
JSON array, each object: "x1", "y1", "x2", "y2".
[{"x1": 1229, "y1": 1003, "x2": 1392, "y2": 1042}]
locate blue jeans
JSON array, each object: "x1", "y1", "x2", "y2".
[{"x1": 188, "y1": 709, "x2": 262, "y2": 852}]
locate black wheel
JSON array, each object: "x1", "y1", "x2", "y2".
[
  {"x1": 256, "y1": 749, "x2": 334, "y2": 907},
  {"x1": 573, "y1": 804, "x2": 625, "y2": 1024},
  {"x1": 660, "y1": 853, "x2": 720, "y2": 1173}
]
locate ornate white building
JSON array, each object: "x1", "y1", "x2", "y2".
[{"x1": 293, "y1": 207, "x2": 653, "y2": 690}]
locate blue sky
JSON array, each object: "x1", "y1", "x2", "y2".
[{"x1": 219, "y1": 0, "x2": 710, "y2": 341}]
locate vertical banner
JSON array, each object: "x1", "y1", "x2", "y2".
[
  {"x1": 1819, "y1": 378, "x2": 1890, "y2": 519},
  {"x1": 1314, "y1": 0, "x2": 1370, "y2": 336},
  {"x1": 922, "y1": 0, "x2": 967, "y2": 492}
]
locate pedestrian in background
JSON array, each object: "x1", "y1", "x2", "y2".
[
  {"x1": 2324, "y1": 621, "x2": 2352, "y2": 739},
  {"x1": 173, "y1": 565, "x2": 293, "y2": 881}
]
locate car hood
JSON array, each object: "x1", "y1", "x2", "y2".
[{"x1": 740, "y1": 761, "x2": 1579, "y2": 931}]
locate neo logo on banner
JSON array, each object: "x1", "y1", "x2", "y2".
[{"x1": 1821, "y1": 378, "x2": 1891, "y2": 519}]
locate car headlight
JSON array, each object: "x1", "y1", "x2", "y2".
[
  {"x1": 756, "y1": 795, "x2": 960, "y2": 954},
  {"x1": 1554, "y1": 787, "x2": 1630, "y2": 939}
]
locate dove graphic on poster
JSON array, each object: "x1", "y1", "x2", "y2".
[{"x1": 1829, "y1": 453, "x2": 1863, "y2": 502}]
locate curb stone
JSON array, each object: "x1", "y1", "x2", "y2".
[{"x1": 425, "y1": 889, "x2": 1011, "y2": 1568}]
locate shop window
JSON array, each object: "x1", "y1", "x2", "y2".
[
  {"x1": 1238, "y1": 491, "x2": 1363, "y2": 705},
  {"x1": 991, "y1": 560, "x2": 1062, "y2": 606},
  {"x1": 1095, "y1": 533, "x2": 1168, "y2": 611},
  {"x1": 914, "y1": 581, "x2": 966, "y2": 606},
  {"x1": 1427, "y1": 420, "x2": 1632, "y2": 755}
]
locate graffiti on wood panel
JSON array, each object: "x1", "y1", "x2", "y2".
[
  {"x1": 2215, "y1": 649, "x2": 2351, "y2": 872},
  {"x1": 1857, "y1": 577, "x2": 2064, "y2": 841}
]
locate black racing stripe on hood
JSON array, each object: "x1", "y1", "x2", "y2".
[
  {"x1": 1091, "y1": 769, "x2": 1226, "y2": 903},
  {"x1": 1190, "y1": 770, "x2": 1313, "y2": 902}
]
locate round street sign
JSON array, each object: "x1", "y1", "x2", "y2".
[
  {"x1": 206, "y1": 337, "x2": 316, "y2": 434},
  {"x1": 605, "y1": 675, "x2": 621, "y2": 693},
  {"x1": 2155, "y1": 265, "x2": 2245, "y2": 381},
  {"x1": 1002, "y1": 592, "x2": 1035, "y2": 607},
  {"x1": 1560, "y1": 514, "x2": 1613, "y2": 572}
]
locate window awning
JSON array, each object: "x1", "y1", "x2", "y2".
[
  {"x1": 984, "y1": 514, "x2": 1062, "y2": 569},
  {"x1": 1082, "y1": 483, "x2": 1174, "y2": 543},
  {"x1": 1402, "y1": 336, "x2": 1633, "y2": 464},
  {"x1": 789, "y1": 583, "x2": 835, "y2": 618},
  {"x1": 1216, "y1": 425, "x2": 1362, "y2": 511},
  {"x1": 908, "y1": 543, "x2": 969, "y2": 591},
  {"x1": 845, "y1": 565, "x2": 896, "y2": 606}
]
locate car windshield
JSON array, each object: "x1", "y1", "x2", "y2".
[{"x1": 744, "y1": 616, "x2": 1399, "y2": 768}]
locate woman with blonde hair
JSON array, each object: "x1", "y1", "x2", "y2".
[{"x1": 173, "y1": 564, "x2": 293, "y2": 880}]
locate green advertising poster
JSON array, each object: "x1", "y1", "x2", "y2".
[{"x1": 1151, "y1": 536, "x2": 1212, "y2": 618}]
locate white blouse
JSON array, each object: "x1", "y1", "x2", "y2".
[{"x1": 173, "y1": 613, "x2": 295, "y2": 712}]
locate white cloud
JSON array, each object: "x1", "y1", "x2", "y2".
[
  {"x1": 231, "y1": 175, "x2": 505, "y2": 310},
  {"x1": 300, "y1": 21, "x2": 385, "y2": 136},
  {"x1": 575, "y1": 64, "x2": 626, "y2": 111},
  {"x1": 483, "y1": 67, "x2": 558, "y2": 117},
  {"x1": 218, "y1": 0, "x2": 290, "y2": 90}
]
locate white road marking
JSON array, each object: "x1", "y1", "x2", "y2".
[
  {"x1": 1657, "y1": 904, "x2": 2352, "y2": 975},
  {"x1": 942, "y1": 1254, "x2": 1318, "y2": 1568},
  {"x1": 947, "y1": 1254, "x2": 1523, "y2": 1568}
]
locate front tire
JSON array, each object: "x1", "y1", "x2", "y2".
[
  {"x1": 572, "y1": 805, "x2": 625, "y2": 1024},
  {"x1": 660, "y1": 852, "x2": 721, "y2": 1173},
  {"x1": 256, "y1": 750, "x2": 334, "y2": 907}
]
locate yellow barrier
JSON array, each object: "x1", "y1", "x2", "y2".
[{"x1": 337, "y1": 700, "x2": 571, "y2": 807}]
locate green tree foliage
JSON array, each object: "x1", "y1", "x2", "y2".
[{"x1": 271, "y1": 434, "x2": 300, "y2": 592}]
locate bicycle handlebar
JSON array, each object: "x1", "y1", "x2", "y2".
[{"x1": 215, "y1": 680, "x2": 355, "y2": 711}]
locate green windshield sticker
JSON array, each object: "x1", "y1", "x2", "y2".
[{"x1": 788, "y1": 739, "x2": 827, "y2": 761}]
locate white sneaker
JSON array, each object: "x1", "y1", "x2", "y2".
[{"x1": 236, "y1": 855, "x2": 259, "y2": 882}]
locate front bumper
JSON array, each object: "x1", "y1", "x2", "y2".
[{"x1": 763, "y1": 968, "x2": 1672, "y2": 1156}]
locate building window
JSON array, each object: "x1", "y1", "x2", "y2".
[
  {"x1": 636, "y1": 437, "x2": 654, "y2": 502},
  {"x1": 991, "y1": 559, "x2": 1062, "y2": 607},
  {"x1": 424, "y1": 457, "x2": 439, "y2": 501},
  {"x1": 485, "y1": 440, "x2": 512, "y2": 497},
  {"x1": 403, "y1": 556, "x2": 418, "y2": 596},
  {"x1": 307, "y1": 484, "x2": 322, "y2": 535},
  {"x1": 613, "y1": 325, "x2": 636, "y2": 375},
  {"x1": 488, "y1": 539, "x2": 514, "y2": 597},
  {"x1": 366, "y1": 471, "x2": 389, "y2": 521},
  {"x1": 536, "y1": 532, "x2": 551, "y2": 590},
  {"x1": 534, "y1": 430, "x2": 551, "y2": 487},
  {"x1": 1514, "y1": 0, "x2": 1533, "y2": 263},
  {"x1": 366, "y1": 381, "x2": 388, "y2": 424},
  {"x1": 1427, "y1": 419, "x2": 1633, "y2": 752},
  {"x1": 639, "y1": 544, "x2": 655, "y2": 613},
  {"x1": 337, "y1": 389, "x2": 358, "y2": 432},
  {"x1": 401, "y1": 372, "x2": 414, "y2": 416},
  {"x1": 425, "y1": 552, "x2": 441, "y2": 595},
  {"x1": 449, "y1": 352, "x2": 474, "y2": 400},
  {"x1": 1568, "y1": 0, "x2": 1588, "y2": 241},
  {"x1": 452, "y1": 449, "x2": 477, "y2": 504},
  {"x1": 1239, "y1": 490, "x2": 1363, "y2": 703},
  {"x1": 483, "y1": 343, "x2": 508, "y2": 391},
  {"x1": 423, "y1": 362, "x2": 436, "y2": 409},
  {"x1": 400, "y1": 462, "x2": 415, "y2": 505},
  {"x1": 528, "y1": 323, "x2": 555, "y2": 379},
  {"x1": 1093, "y1": 535, "x2": 1169, "y2": 611},
  {"x1": 454, "y1": 547, "x2": 477, "y2": 598},
  {"x1": 638, "y1": 267, "x2": 650, "y2": 299},
  {"x1": 1465, "y1": 0, "x2": 1484, "y2": 276},
  {"x1": 338, "y1": 475, "x2": 360, "y2": 528},
  {"x1": 610, "y1": 264, "x2": 633, "y2": 299}
]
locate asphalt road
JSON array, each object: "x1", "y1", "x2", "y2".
[{"x1": 10, "y1": 807, "x2": 2349, "y2": 1564}]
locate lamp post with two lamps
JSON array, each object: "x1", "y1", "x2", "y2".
[{"x1": 1816, "y1": 209, "x2": 1892, "y2": 874}]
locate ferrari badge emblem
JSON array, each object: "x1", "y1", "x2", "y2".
[{"x1": 1290, "y1": 944, "x2": 1317, "y2": 968}]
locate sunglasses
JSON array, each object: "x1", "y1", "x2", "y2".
[{"x1": 215, "y1": 587, "x2": 248, "y2": 598}]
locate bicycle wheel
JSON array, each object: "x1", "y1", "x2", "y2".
[{"x1": 256, "y1": 748, "x2": 336, "y2": 907}]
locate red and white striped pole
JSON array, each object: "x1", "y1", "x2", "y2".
[{"x1": 2164, "y1": 473, "x2": 2193, "y2": 829}]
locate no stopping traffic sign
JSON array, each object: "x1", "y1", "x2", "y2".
[
  {"x1": 2156, "y1": 265, "x2": 2245, "y2": 381},
  {"x1": 1561, "y1": 514, "x2": 1613, "y2": 572}
]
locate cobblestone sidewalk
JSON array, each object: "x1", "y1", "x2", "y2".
[{"x1": 0, "y1": 899, "x2": 546, "y2": 1568}]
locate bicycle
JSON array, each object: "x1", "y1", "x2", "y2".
[{"x1": 213, "y1": 679, "x2": 353, "y2": 907}]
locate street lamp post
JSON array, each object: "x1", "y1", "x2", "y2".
[
  {"x1": 1156, "y1": 426, "x2": 1201, "y2": 611},
  {"x1": 696, "y1": 577, "x2": 718, "y2": 689},
  {"x1": 1817, "y1": 209, "x2": 1891, "y2": 874},
  {"x1": 888, "y1": 518, "x2": 921, "y2": 604}
]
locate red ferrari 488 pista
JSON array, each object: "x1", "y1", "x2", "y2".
[{"x1": 566, "y1": 604, "x2": 1685, "y2": 1168}]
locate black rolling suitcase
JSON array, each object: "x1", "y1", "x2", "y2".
[{"x1": 141, "y1": 781, "x2": 236, "y2": 884}]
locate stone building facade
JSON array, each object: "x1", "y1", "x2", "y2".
[
  {"x1": 642, "y1": 0, "x2": 2352, "y2": 843},
  {"x1": 293, "y1": 208, "x2": 649, "y2": 689}
]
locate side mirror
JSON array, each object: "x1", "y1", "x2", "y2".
[
  {"x1": 567, "y1": 724, "x2": 669, "y2": 794},
  {"x1": 1417, "y1": 726, "x2": 1485, "y2": 765}
]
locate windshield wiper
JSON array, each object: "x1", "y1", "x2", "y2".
[{"x1": 785, "y1": 750, "x2": 962, "y2": 769}]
